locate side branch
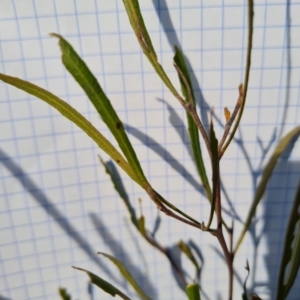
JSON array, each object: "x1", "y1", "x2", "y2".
[
  {"x1": 219, "y1": 84, "x2": 244, "y2": 156},
  {"x1": 215, "y1": 165, "x2": 234, "y2": 299},
  {"x1": 218, "y1": 0, "x2": 254, "y2": 157},
  {"x1": 146, "y1": 187, "x2": 216, "y2": 233},
  {"x1": 173, "y1": 62, "x2": 212, "y2": 158}
]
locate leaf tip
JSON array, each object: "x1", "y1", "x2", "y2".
[
  {"x1": 97, "y1": 154, "x2": 105, "y2": 165},
  {"x1": 224, "y1": 107, "x2": 231, "y2": 122},
  {"x1": 49, "y1": 32, "x2": 60, "y2": 38}
]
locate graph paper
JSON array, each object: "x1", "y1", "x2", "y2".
[{"x1": 1, "y1": 0, "x2": 300, "y2": 299}]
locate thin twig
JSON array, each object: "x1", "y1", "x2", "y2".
[
  {"x1": 218, "y1": 84, "x2": 243, "y2": 154},
  {"x1": 146, "y1": 187, "x2": 217, "y2": 233},
  {"x1": 229, "y1": 220, "x2": 234, "y2": 256},
  {"x1": 216, "y1": 232, "x2": 234, "y2": 300},
  {"x1": 137, "y1": 198, "x2": 188, "y2": 285},
  {"x1": 144, "y1": 231, "x2": 187, "y2": 285},
  {"x1": 219, "y1": 0, "x2": 254, "y2": 157},
  {"x1": 215, "y1": 176, "x2": 222, "y2": 229},
  {"x1": 215, "y1": 170, "x2": 234, "y2": 299},
  {"x1": 173, "y1": 62, "x2": 212, "y2": 158}
]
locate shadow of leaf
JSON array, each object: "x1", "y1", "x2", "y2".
[
  {"x1": 167, "y1": 244, "x2": 186, "y2": 291},
  {"x1": 158, "y1": 98, "x2": 193, "y2": 160},
  {"x1": 89, "y1": 213, "x2": 158, "y2": 299},
  {"x1": 260, "y1": 159, "x2": 300, "y2": 299},
  {"x1": 0, "y1": 296, "x2": 12, "y2": 300},
  {"x1": 0, "y1": 148, "x2": 119, "y2": 284},
  {"x1": 151, "y1": 212, "x2": 161, "y2": 238},
  {"x1": 151, "y1": 0, "x2": 210, "y2": 131},
  {"x1": 151, "y1": 0, "x2": 180, "y2": 47},
  {"x1": 125, "y1": 123, "x2": 205, "y2": 195}
]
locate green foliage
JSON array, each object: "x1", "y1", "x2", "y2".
[
  {"x1": 99, "y1": 156, "x2": 139, "y2": 229},
  {"x1": 205, "y1": 118, "x2": 219, "y2": 230},
  {"x1": 0, "y1": 73, "x2": 138, "y2": 184},
  {"x1": 98, "y1": 252, "x2": 152, "y2": 300},
  {"x1": 50, "y1": 33, "x2": 149, "y2": 189},
  {"x1": 178, "y1": 240, "x2": 201, "y2": 282},
  {"x1": 186, "y1": 283, "x2": 201, "y2": 300},
  {"x1": 73, "y1": 266, "x2": 131, "y2": 300},
  {"x1": 58, "y1": 287, "x2": 72, "y2": 300},
  {"x1": 122, "y1": 0, "x2": 181, "y2": 100},
  {"x1": 1, "y1": 0, "x2": 300, "y2": 299},
  {"x1": 276, "y1": 181, "x2": 300, "y2": 300},
  {"x1": 173, "y1": 46, "x2": 211, "y2": 202},
  {"x1": 234, "y1": 126, "x2": 300, "y2": 254}
]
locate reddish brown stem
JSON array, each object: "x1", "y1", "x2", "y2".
[
  {"x1": 214, "y1": 171, "x2": 234, "y2": 300},
  {"x1": 173, "y1": 62, "x2": 212, "y2": 158},
  {"x1": 218, "y1": 84, "x2": 243, "y2": 154}
]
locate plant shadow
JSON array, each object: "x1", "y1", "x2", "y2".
[
  {"x1": 125, "y1": 123, "x2": 205, "y2": 196},
  {"x1": 0, "y1": 296, "x2": 12, "y2": 300},
  {"x1": 89, "y1": 213, "x2": 158, "y2": 299},
  {"x1": 0, "y1": 148, "x2": 120, "y2": 286},
  {"x1": 254, "y1": 159, "x2": 300, "y2": 298},
  {"x1": 151, "y1": 0, "x2": 210, "y2": 130},
  {"x1": 152, "y1": 1, "x2": 299, "y2": 299}
]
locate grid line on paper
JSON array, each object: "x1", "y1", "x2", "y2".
[
  {"x1": 4, "y1": 1, "x2": 45, "y2": 298},
  {"x1": 52, "y1": 4, "x2": 79, "y2": 298},
  {"x1": 1, "y1": 1, "x2": 300, "y2": 300},
  {"x1": 32, "y1": 0, "x2": 65, "y2": 292},
  {"x1": 1, "y1": 3, "x2": 299, "y2": 22}
]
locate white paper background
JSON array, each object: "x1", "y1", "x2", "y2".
[{"x1": 1, "y1": 0, "x2": 300, "y2": 299}]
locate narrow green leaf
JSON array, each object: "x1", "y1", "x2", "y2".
[
  {"x1": 154, "y1": 190, "x2": 201, "y2": 226},
  {"x1": 178, "y1": 240, "x2": 200, "y2": 281},
  {"x1": 122, "y1": 0, "x2": 183, "y2": 102},
  {"x1": 205, "y1": 118, "x2": 219, "y2": 230},
  {"x1": 51, "y1": 33, "x2": 148, "y2": 189},
  {"x1": 58, "y1": 287, "x2": 71, "y2": 300},
  {"x1": 99, "y1": 158, "x2": 148, "y2": 237},
  {"x1": 100, "y1": 154, "x2": 198, "y2": 234},
  {"x1": 235, "y1": 126, "x2": 300, "y2": 254},
  {"x1": 220, "y1": 0, "x2": 254, "y2": 156},
  {"x1": 99, "y1": 157, "x2": 138, "y2": 228},
  {"x1": 98, "y1": 252, "x2": 152, "y2": 300},
  {"x1": 186, "y1": 283, "x2": 201, "y2": 300},
  {"x1": 0, "y1": 73, "x2": 139, "y2": 185},
  {"x1": 276, "y1": 180, "x2": 300, "y2": 300},
  {"x1": 73, "y1": 266, "x2": 131, "y2": 300},
  {"x1": 138, "y1": 215, "x2": 147, "y2": 236},
  {"x1": 173, "y1": 47, "x2": 211, "y2": 202}
]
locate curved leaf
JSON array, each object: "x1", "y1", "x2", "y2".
[
  {"x1": 51, "y1": 33, "x2": 149, "y2": 189},
  {"x1": 73, "y1": 266, "x2": 131, "y2": 300},
  {"x1": 173, "y1": 47, "x2": 211, "y2": 202},
  {"x1": 154, "y1": 190, "x2": 201, "y2": 226},
  {"x1": 178, "y1": 240, "x2": 200, "y2": 282},
  {"x1": 0, "y1": 73, "x2": 138, "y2": 185},
  {"x1": 138, "y1": 215, "x2": 147, "y2": 237},
  {"x1": 220, "y1": 0, "x2": 254, "y2": 156},
  {"x1": 122, "y1": 0, "x2": 182, "y2": 102},
  {"x1": 205, "y1": 119, "x2": 219, "y2": 230},
  {"x1": 276, "y1": 180, "x2": 300, "y2": 300},
  {"x1": 99, "y1": 157, "x2": 138, "y2": 228},
  {"x1": 234, "y1": 126, "x2": 300, "y2": 254},
  {"x1": 186, "y1": 283, "x2": 201, "y2": 300},
  {"x1": 98, "y1": 252, "x2": 152, "y2": 300}
]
